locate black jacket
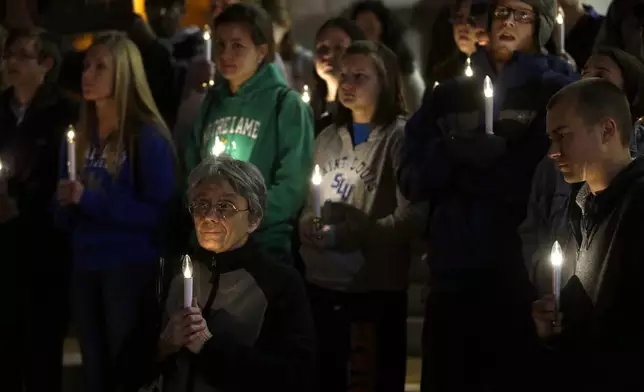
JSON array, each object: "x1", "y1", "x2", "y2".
[
  {"x1": 162, "y1": 239, "x2": 316, "y2": 392},
  {"x1": 0, "y1": 84, "x2": 78, "y2": 270},
  {"x1": 545, "y1": 157, "x2": 644, "y2": 390}
]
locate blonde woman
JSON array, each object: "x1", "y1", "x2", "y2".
[{"x1": 54, "y1": 32, "x2": 178, "y2": 392}]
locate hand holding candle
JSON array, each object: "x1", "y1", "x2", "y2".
[
  {"x1": 551, "y1": 241, "x2": 563, "y2": 307},
  {"x1": 483, "y1": 76, "x2": 494, "y2": 135},
  {"x1": 182, "y1": 255, "x2": 194, "y2": 309},
  {"x1": 311, "y1": 165, "x2": 322, "y2": 218},
  {"x1": 464, "y1": 56, "x2": 473, "y2": 77},
  {"x1": 67, "y1": 126, "x2": 76, "y2": 181}
]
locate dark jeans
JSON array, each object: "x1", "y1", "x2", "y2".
[
  {"x1": 0, "y1": 228, "x2": 71, "y2": 392},
  {"x1": 421, "y1": 291, "x2": 535, "y2": 392},
  {"x1": 308, "y1": 284, "x2": 408, "y2": 392},
  {"x1": 73, "y1": 262, "x2": 159, "y2": 392}
]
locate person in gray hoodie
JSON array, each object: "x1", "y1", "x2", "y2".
[
  {"x1": 299, "y1": 40, "x2": 425, "y2": 392},
  {"x1": 520, "y1": 46, "x2": 644, "y2": 297}
]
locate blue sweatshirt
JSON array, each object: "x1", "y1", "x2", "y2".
[{"x1": 55, "y1": 125, "x2": 177, "y2": 270}]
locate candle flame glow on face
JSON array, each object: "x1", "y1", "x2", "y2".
[
  {"x1": 484, "y1": 76, "x2": 493, "y2": 98},
  {"x1": 551, "y1": 241, "x2": 563, "y2": 267},
  {"x1": 311, "y1": 164, "x2": 322, "y2": 186},
  {"x1": 556, "y1": 12, "x2": 564, "y2": 25},
  {"x1": 211, "y1": 136, "x2": 225, "y2": 156},
  {"x1": 182, "y1": 255, "x2": 193, "y2": 279},
  {"x1": 464, "y1": 57, "x2": 473, "y2": 77}
]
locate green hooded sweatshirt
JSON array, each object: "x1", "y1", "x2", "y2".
[{"x1": 184, "y1": 63, "x2": 314, "y2": 255}]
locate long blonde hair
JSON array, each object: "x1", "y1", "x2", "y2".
[{"x1": 76, "y1": 31, "x2": 176, "y2": 178}]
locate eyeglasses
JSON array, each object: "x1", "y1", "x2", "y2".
[
  {"x1": 188, "y1": 200, "x2": 248, "y2": 220},
  {"x1": 492, "y1": 6, "x2": 535, "y2": 24}
]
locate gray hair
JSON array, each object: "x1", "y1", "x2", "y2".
[{"x1": 187, "y1": 155, "x2": 267, "y2": 221}]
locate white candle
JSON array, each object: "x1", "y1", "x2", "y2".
[
  {"x1": 483, "y1": 76, "x2": 494, "y2": 135},
  {"x1": 203, "y1": 25, "x2": 214, "y2": 88},
  {"x1": 182, "y1": 255, "x2": 193, "y2": 309},
  {"x1": 67, "y1": 126, "x2": 76, "y2": 181},
  {"x1": 311, "y1": 164, "x2": 322, "y2": 218},
  {"x1": 556, "y1": 11, "x2": 565, "y2": 54},
  {"x1": 551, "y1": 241, "x2": 563, "y2": 307},
  {"x1": 464, "y1": 56, "x2": 473, "y2": 77},
  {"x1": 211, "y1": 136, "x2": 225, "y2": 157},
  {"x1": 301, "y1": 84, "x2": 311, "y2": 104}
]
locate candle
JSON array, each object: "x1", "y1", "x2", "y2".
[
  {"x1": 551, "y1": 241, "x2": 563, "y2": 307},
  {"x1": 67, "y1": 126, "x2": 76, "y2": 181},
  {"x1": 211, "y1": 136, "x2": 225, "y2": 157},
  {"x1": 0, "y1": 159, "x2": 5, "y2": 195},
  {"x1": 301, "y1": 84, "x2": 311, "y2": 103},
  {"x1": 182, "y1": 255, "x2": 193, "y2": 309},
  {"x1": 202, "y1": 25, "x2": 214, "y2": 88},
  {"x1": 433, "y1": 81, "x2": 439, "y2": 89},
  {"x1": 556, "y1": 10, "x2": 565, "y2": 54},
  {"x1": 464, "y1": 56, "x2": 473, "y2": 77},
  {"x1": 483, "y1": 76, "x2": 494, "y2": 135},
  {"x1": 311, "y1": 164, "x2": 322, "y2": 218}
]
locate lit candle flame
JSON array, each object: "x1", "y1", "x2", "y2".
[
  {"x1": 551, "y1": 241, "x2": 563, "y2": 267},
  {"x1": 433, "y1": 81, "x2": 439, "y2": 88},
  {"x1": 311, "y1": 164, "x2": 322, "y2": 186},
  {"x1": 211, "y1": 136, "x2": 226, "y2": 157},
  {"x1": 67, "y1": 127, "x2": 75, "y2": 143},
  {"x1": 464, "y1": 57, "x2": 473, "y2": 77},
  {"x1": 182, "y1": 255, "x2": 193, "y2": 279},
  {"x1": 301, "y1": 84, "x2": 311, "y2": 103},
  {"x1": 556, "y1": 12, "x2": 564, "y2": 25},
  {"x1": 203, "y1": 25, "x2": 211, "y2": 41},
  {"x1": 483, "y1": 76, "x2": 493, "y2": 98}
]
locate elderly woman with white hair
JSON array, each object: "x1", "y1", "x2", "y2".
[{"x1": 156, "y1": 155, "x2": 315, "y2": 392}]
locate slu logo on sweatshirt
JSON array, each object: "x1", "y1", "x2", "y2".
[
  {"x1": 320, "y1": 156, "x2": 377, "y2": 202},
  {"x1": 205, "y1": 116, "x2": 262, "y2": 140}
]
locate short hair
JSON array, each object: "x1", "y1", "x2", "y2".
[
  {"x1": 335, "y1": 40, "x2": 407, "y2": 128},
  {"x1": 214, "y1": 3, "x2": 275, "y2": 63},
  {"x1": 547, "y1": 78, "x2": 633, "y2": 147},
  {"x1": 4, "y1": 28, "x2": 62, "y2": 82},
  {"x1": 187, "y1": 155, "x2": 267, "y2": 222}
]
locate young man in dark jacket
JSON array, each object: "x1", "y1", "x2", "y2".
[
  {"x1": 532, "y1": 78, "x2": 644, "y2": 392},
  {"x1": 0, "y1": 28, "x2": 78, "y2": 392},
  {"x1": 398, "y1": 0, "x2": 575, "y2": 390}
]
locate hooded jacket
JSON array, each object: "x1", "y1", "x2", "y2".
[
  {"x1": 398, "y1": 49, "x2": 574, "y2": 295},
  {"x1": 488, "y1": 0, "x2": 556, "y2": 49},
  {"x1": 299, "y1": 117, "x2": 426, "y2": 292},
  {"x1": 535, "y1": 157, "x2": 644, "y2": 391},
  {"x1": 161, "y1": 239, "x2": 315, "y2": 392},
  {"x1": 184, "y1": 63, "x2": 314, "y2": 256}
]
